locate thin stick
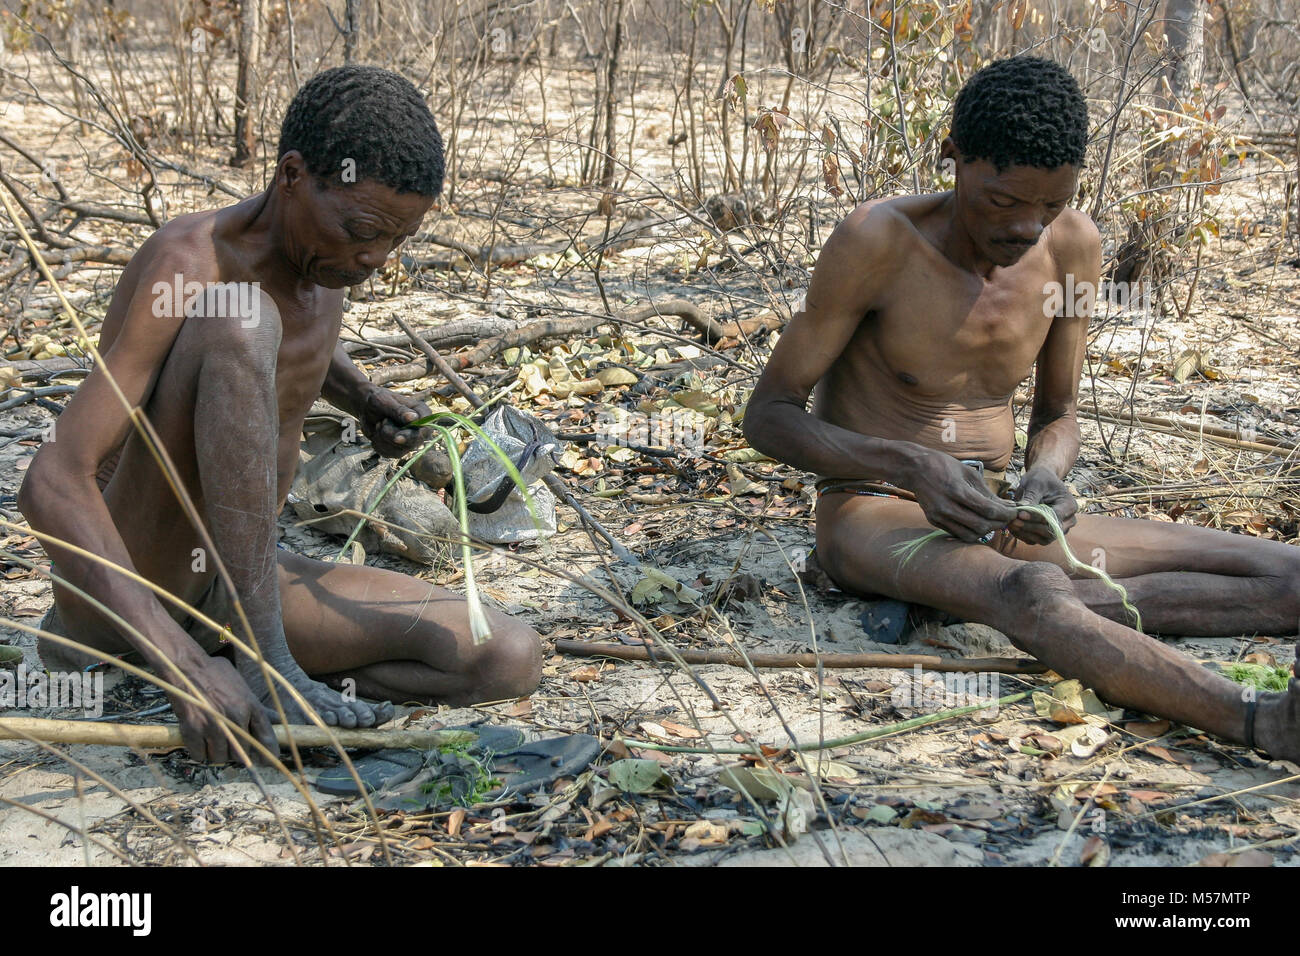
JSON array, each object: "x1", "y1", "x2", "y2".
[
  {"x1": 556, "y1": 638, "x2": 1047, "y2": 674},
  {"x1": 0, "y1": 717, "x2": 477, "y2": 751},
  {"x1": 392, "y1": 312, "x2": 482, "y2": 407}
]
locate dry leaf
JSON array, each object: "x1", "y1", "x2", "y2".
[
  {"x1": 1080, "y1": 835, "x2": 1110, "y2": 867},
  {"x1": 503, "y1": 699, "x2": 533, "y2": 718},
  {"x1": 659, "y1": 719, "x2": 703, "y2": 739},
  {"x1": 570, "y1": 665, "x2": 602, "y2": 682},
  {"x1": 447, "y1": 808, "x2": 466, "y2": 837},
  {"x1": 1197, "y1": 849, "x2": 1273, "y2": 867},
  {"x1": 1125, "y1": 719, "x2": 1171, "y2": 738},
  {"x1": 683, "y1": 820, "x2": 728, "y2": 846}
]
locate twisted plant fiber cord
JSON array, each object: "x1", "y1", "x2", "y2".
[{"x1": 892, "y1": 502, "x2": 1143, "y2": 633}]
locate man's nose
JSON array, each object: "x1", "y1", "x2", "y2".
[
  {"x1": 355, "y1": 247, "x2": 388, "y2": 270},
  {"x1": 1008, "y1": 221, "x2": 1042, "y2": 243}
]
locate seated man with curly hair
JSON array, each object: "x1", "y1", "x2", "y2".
[
  {"x1": 19, "y1": 66, "x2": 542, "y2": 762},
  {"x1": 744, "y1": 56, "x2": 1300, "y2": 760}
]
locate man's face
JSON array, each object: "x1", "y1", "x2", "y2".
[
  {"x1": 279, "y1": 153, "x2": 434, "y2": 289},
  {"x1": 948, "y1": 150, "x2": 1079, "y2": 268}
]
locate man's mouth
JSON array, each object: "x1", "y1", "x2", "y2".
[
  {"x1": 326, "y1": 267, "x2": 373, "y2": 286},
  {"x1": 994, "y1": 241, "x2": 1035, "y2": 260}
]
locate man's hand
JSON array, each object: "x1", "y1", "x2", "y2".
[
  {"x1": 907, "y1": 451, "x2": 1019, "y2": 543},
  {"x1": 357, "y1": 385, "x2": 433, "y2": 458},
  {"x1": 1008, "y1": 466, "x2": 1078, "y2": 545},
  {"x1": 172, "y1": 655, "x2": 278, "y2": 764}
]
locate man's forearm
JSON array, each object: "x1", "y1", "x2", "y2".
[
  {"x1": 744, "y1": 398, "x2": 928, "y2": 484},
  {"x1": 320, "y1": 343, "x2": 374, "y2": 420},
  {"x1": 21, "y1": 469, "x2": 213, "y2": 675},
  {"x1": 1024, "y1": 414, "x2": 1080, "y2": 479}
]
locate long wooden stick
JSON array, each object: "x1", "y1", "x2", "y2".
[
  {"x1": 1091, "y1": 409, "x2": 1297, "y2": 457},
  {"x1": 555, "y1": 639, "x2": 1046, "y2": 674},
  {"x1": 0, "y1": 717, "x2": 475, "y2": 751}
]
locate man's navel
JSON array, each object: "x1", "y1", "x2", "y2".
[{"x1": 897, "y1": 371, "x2": 919, "y2": 386}]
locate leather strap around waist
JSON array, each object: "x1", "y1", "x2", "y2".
[{"x1": 815, "y1": 467, "x2": 1010, "y2": 501}]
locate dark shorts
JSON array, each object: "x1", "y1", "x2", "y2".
[{"x1": 811, "y1": 462, "x2": 1021, "y2": 573}]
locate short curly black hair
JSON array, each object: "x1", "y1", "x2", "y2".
[
  {"x1": 278, "y1": 65, "x2": 445, "y2": 197},
  {"x1": 950, "y1": 56, "x2": 1088, "y2": 171}
]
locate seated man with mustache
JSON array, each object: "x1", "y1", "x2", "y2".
[
  {"x1": 744, "y1": 56, "x2": 1300, "y2": 760},
  {"x1": 19, "y1": 66, "x2": 542, "y2": 763}
]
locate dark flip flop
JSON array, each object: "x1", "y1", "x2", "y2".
[
  {"x1": 483, "y1": 733, "x2": 602, "y2": 800},
  {"x1": 373, "y1": 733, "x2": 601, "y2": 811},
  {"x1": 312, "y1": 724, "x2": 527, "y2": 797},
  {"x1": 314, "y1": 748, "x2": 426, "y2": 796}
]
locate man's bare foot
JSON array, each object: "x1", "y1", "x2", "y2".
[
  {"x1": 237, "y1": 656, "x2": 393, "y2": 729},
  {"x1": 1248, "y1": 681, "x2": 1300, "y2": 762}
]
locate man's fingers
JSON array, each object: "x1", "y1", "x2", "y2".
[
  {"x1": 931, "y1": 508, "x2": 990, "y2": 543},
  {"x1": 250, "y1": 707, "x2": 278, "y2": 762},
  {"x1": 206, "y1": 724, "x2": 230, "y2": 765},
  {"x1": 180, "y1": 717, "x2": 208, "y2": 764}
]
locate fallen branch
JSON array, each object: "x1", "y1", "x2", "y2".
[
  {"x1": 406, "y1": 235, "x2": 570, "y2": 269},
  {"x1": 0, "y1": 716, "x2": 477, "y2": 752},
  {"x1": 343, "y1": 315, "x2": 512, "y2": 353},
  {"x1": 556, "y1": 638, "x2": 1046, "y2": 674},
  {"x1": 0, "y1": 357, "x2": 89, "y2": 379},
  {"x1": 1091, "y1": 407, "x2": 1298, "y2": 457},
  {"x1": 393, "y1": 312, "x2": 481, "y2": 406},
  {"x1": 448, "y1": 313, "x2": 613, "y2": 371}
]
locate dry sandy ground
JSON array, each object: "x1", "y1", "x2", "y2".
[{"x1": 3, "y1": 433, "x2": 1299, "y2": 866}]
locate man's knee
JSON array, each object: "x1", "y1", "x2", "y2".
[
  {"x1": 469, "y1": 617, "x2": 543, "y2": 699},
  {"x1": 997, "y1": 560, "x2": 1078, "y2": 627},
  {"x1": 190, "y1": 292, "x2": 283, "y2": 370}
]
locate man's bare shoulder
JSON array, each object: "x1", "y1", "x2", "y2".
[
  {"x1": 127, "y1": 197, "x2": 266, "y2": 281},
  {"x1": 1047, "y1": 206, "x2": 1102, "y2": 276},
  {"x1": 835, "y1": 193, "x2": 943, "y2": 253}
]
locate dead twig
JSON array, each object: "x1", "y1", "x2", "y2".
[{"x1": 556, "y1": 639, "x2": 1047, "y2": 674}]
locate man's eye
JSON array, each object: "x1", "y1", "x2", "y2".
[{"x1": 990, "y1": 196, "x2": 1015, "y2": 208}]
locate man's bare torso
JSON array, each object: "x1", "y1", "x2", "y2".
[{"x1": 812, "y1": 192, "x2": 1084, "y2": 471}]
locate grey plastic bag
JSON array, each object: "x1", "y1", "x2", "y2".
[{"x1": 460, "y1": 405, "x2": 562, "y2": 544}]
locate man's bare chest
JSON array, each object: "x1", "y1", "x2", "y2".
[{"x1": 866, "y1": 267, "x2": 1056, "y2": 394}]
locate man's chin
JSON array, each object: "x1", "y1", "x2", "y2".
[
  {"x1": 992, "y1": 244, "x2": 1033, "y2": 266},
  {"x1": 315, "y1": 270, "x2": 371, "y2": 289}
]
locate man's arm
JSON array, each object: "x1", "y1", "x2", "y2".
[
  {"x1": 321, "y1": 341, "x2": 434, "y2": 458},
  {"x1": 743, "y1": 207, "x2": 922, "y2": 481},
  {"x1": 18, "y1": 246, "x2": 275, "y2": 760},
  {"x1": 1010, "y1": 210, "x2": 1101, "y2": 542},
  {"x1": 744, "y1": 205, "x2": 1017, "y2": 543}
]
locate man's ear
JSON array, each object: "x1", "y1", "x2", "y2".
[
  {"x1": 939, "y1": 137, "x2": 961, "y2": 188},
  {"x1": 276, "y1": 150, "x2": 308, "y2": 195}
]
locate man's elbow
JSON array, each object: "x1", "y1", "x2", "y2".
[
  {"x1": 742, "y1": 401, "x2": 772, "y2": 457},
  {"x1": 17, "y1": 450, "x2": 75, "y2": 531}
]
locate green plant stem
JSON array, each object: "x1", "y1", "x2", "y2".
[{"x1": 892, "y1": 502, "x2": 1143, "y2": 632}]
